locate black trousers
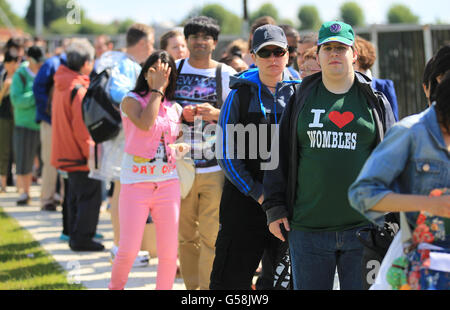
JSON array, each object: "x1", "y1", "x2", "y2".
[
  {"x1": 62, "y1": 177, "x2": 70, "y2": 236},
  {"x1": 67, "y1": 171, "x2": 102, "y2": 244},
  {"x1": 210, "y1": 179, "x2": 283, "y2": 290}
]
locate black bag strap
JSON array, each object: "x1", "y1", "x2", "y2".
[
  {"x1": 177, "y1": 58, "x2": 185, "y2": 75},
  {"x1": 18, "y1": 72, "x2": 26, "y2": 88},
  {"x1": 94, "y1": 143, "x2": 99, "y2": 169},
  {"x1": 237, "y1": 84, "x2": 251, "y2": 123},
  {"x1": 70, "y1": 84, "x2": 84, "y2": 105},
  {"x1": 215, "y1": 63, "x2": 223, "y2": 108}
]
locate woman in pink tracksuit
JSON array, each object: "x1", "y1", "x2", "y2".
[{"x1": 109, "y1": 50, "x2": 183, "y2": 290}]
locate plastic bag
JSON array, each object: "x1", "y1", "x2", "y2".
[
  {"x1": 88, "y1": 128, "x2": 125, "y2": 182},
  {"x1": 370, "y1": 230, "x2": 404, "y2": 290}
]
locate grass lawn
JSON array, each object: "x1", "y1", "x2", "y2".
[{"x1": 0, "y1": 207, "x2": 84, "y2": 290}]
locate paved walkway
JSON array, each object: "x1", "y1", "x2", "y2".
[
  {"x1": 1, "y1": 185, "x2": 340, "y2": 290},
  {"x1": 0, "y1": 185, "x2": 186, "y2": 290}
]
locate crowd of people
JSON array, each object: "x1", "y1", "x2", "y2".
[{"x1": 0, "y1": 14, "x2": 449, "y2": 291}]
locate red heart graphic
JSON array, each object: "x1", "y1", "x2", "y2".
[{"x1": 329, "y1": 111, "x2": 354, "y2": 129}]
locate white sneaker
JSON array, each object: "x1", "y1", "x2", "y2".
[
  {"x1": 134, "y1": 251, "x2": 150, "y2": 267},
  {"x1": 110, "y1": 246, "x2": 149, "y2": 267}
]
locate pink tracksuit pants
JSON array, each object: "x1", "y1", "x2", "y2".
[{"x1": 108, "y1": 179, "x2": 180, "y2": 290}]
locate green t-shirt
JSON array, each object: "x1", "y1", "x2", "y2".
[{"x1": 292, "y1": 81, "x2": 376, "y2": 232}]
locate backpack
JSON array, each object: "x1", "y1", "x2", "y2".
[{"x1": 81, "y1": 68, "x2": 122, "y2": 144}]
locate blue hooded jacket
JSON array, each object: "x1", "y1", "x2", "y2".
[
  {"x1": 33, "y1": 53, "x2": 67, "y2": 124},
  {"x1": 218, "y1": 68, "x2": 300, "y2": 202}
]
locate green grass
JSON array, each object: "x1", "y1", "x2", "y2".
[{"x1": 0, "y1": 207, "x2": 85, "y2": 290}]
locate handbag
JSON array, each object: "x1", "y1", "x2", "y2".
[
  {"x1": 170, "y1": 143, "x2": 194, "y2": 199},
  {"x1": 176, "y1": 157, "x2": 195, "y2": 199},
  {"x1": 357, "y1": 213, "x2": 400, "y2": 289}
]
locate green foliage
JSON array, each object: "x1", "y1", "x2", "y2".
[
  {"x1": 250, "y1": 3, "x2": 279, "y2": 24},
  {"x1": 48, "y1": 16, "x2": 80, "y2": 35},
  {"x1": 298, "y1": 5, "x2": 322, "y2": 30},
  {"x1": 47, "y1": 9, "x2": 135, "y2": 35},
  {"x1": 200, "y1": 4, "x2": 241, "y2": 35},
  {"x1": 78, "y1": 18, "x2": 117, "y2": 35},
  {"x1": 0, "y1": 0, "x2": 29, "y2": 30},
  {"x1": 25, "y1": 0, "x2": 67, "y2": 27},
  {"x1": 387, "y1": 4, "x2": 419, "y2": 24},
  {"x1": 279, "y1": 18, "x2": 295, "y2": 28},
  {"x1": 115, "y1": 18, "x2": 136, "y2": 34},
  {"x1": 340, "y1": 2, "x2": 365, "y2": 27}
]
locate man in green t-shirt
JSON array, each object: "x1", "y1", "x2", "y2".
[{"x1": 262, "y1": 21, "x2": 396, "y2": 290}]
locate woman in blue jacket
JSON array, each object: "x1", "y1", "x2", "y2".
[{"x1": 348, "y1": 74, "x2": 450, "y2": 247}]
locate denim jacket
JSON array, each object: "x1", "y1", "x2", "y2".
[{"x1": 348, "y1": 105, "x2": 450, "y2": 225}]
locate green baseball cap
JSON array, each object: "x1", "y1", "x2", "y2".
[{"x1": 318, "y1": 21, "x2": 355, "y2": 46}]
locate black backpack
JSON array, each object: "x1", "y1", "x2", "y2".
[{"x1": 81, "y1": 68, "x2": 122, "y2": 144}]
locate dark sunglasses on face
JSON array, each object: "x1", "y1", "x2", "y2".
[{"x1": 256, "y1": 47, "x2": 287, "y2": 58}]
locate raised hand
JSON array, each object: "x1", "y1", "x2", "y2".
[{"x1": 147, "y1": 59, "x2": 171, "y2": 93}]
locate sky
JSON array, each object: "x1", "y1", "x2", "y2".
[{"x1": 7, "y1": 0, "x2": 450, "y2": 26}]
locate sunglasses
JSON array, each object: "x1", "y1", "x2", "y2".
[{"x1": 256, "y1": 48, "x2": 287, "y2": 58}]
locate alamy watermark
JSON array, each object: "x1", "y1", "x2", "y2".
[
  {"x1": 366, "y1": 259, "x2": 381, "y2": 285},
  {"x1": 66, "y1": 0, "x2": 81, "y2": 25},
  {"x1": 66, "y1": 260, "x2": 81, "y2": 285},
  {"x1": 180, "y1": 117, "x2": 280, "y2": 171}
]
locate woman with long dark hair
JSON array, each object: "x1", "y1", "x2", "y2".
[{"x1": 109, "y1": 50, "x2": 186, "y2": 290}]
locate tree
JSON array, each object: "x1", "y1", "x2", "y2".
[
  {"x1": 115, "y1": 18, "x2": 136, "y2": 34},
  {"x1": 298, "y1": 5, "x2": 322, "y2": 30},
  {"x1": 250, "y1": 3, "x2": 279, "y2": 24},
  {"x1": 0, "y1": 0, "x2": 29, "y2": 30},
  {"x1": 340, "y1": 2, "x2": 365, "y2": 27},
  {"x1": 78, "y1": 18, "x2": 117, "y2": 35},
  {"x1": 200, "y1": 4, "x2": 241, "y2": 35},
  {"x1": 279, "y1": 18, "x2": 295, "y2": 28},
  {"x1": 48, "y1": 16, "x2": 80, "y2": 35},
  {"x1": 25, "y1": 0, "x2": 68, "y2": 28},
  {"x1": 387, "y1": 4, "x2": 419, "y2": 24}
]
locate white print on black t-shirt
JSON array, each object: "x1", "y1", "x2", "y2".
[{"x1": 306, "y1": 109, "x2": 357, "y2": 150}]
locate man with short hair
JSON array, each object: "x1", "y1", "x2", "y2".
[
  {"x1": 263, "y1": 21, "x2": 396, "y2": 290},
  {"x1": 279, "y1": 24, "x2": 301, "y2": 79},
  {"x1": 94, "y1": 34, "x2": 114, "y2": 59},
  {"x1": 50, "y1": 39, "x2": 103, "y2": 252},
  {"x1": 175, "y1": 16, "x2": 236, "y2": 290}
]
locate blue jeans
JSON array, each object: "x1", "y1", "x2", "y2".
[{"x1": 288, "y1": 226, "x2": 367, "y2": 290}]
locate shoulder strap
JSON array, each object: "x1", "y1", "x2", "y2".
[
  {"x1": 237, "y1": 84, "x2": 251, "y2": 123},
  {"x1": 18, "y1": 72, "x2": 26, "y2": 88},
  {"x1": 215, "y1": 63, "x2": 223, "y2": 108},
  {"x1": 177, "y1": 59, "x2": 185, "y2": 75},
  {"x1": 0, "y1": 70, "x2": 6, "y2": 88},
  {"x1": 70, "y1": 84, "x2": 84, "y2": 104}
]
